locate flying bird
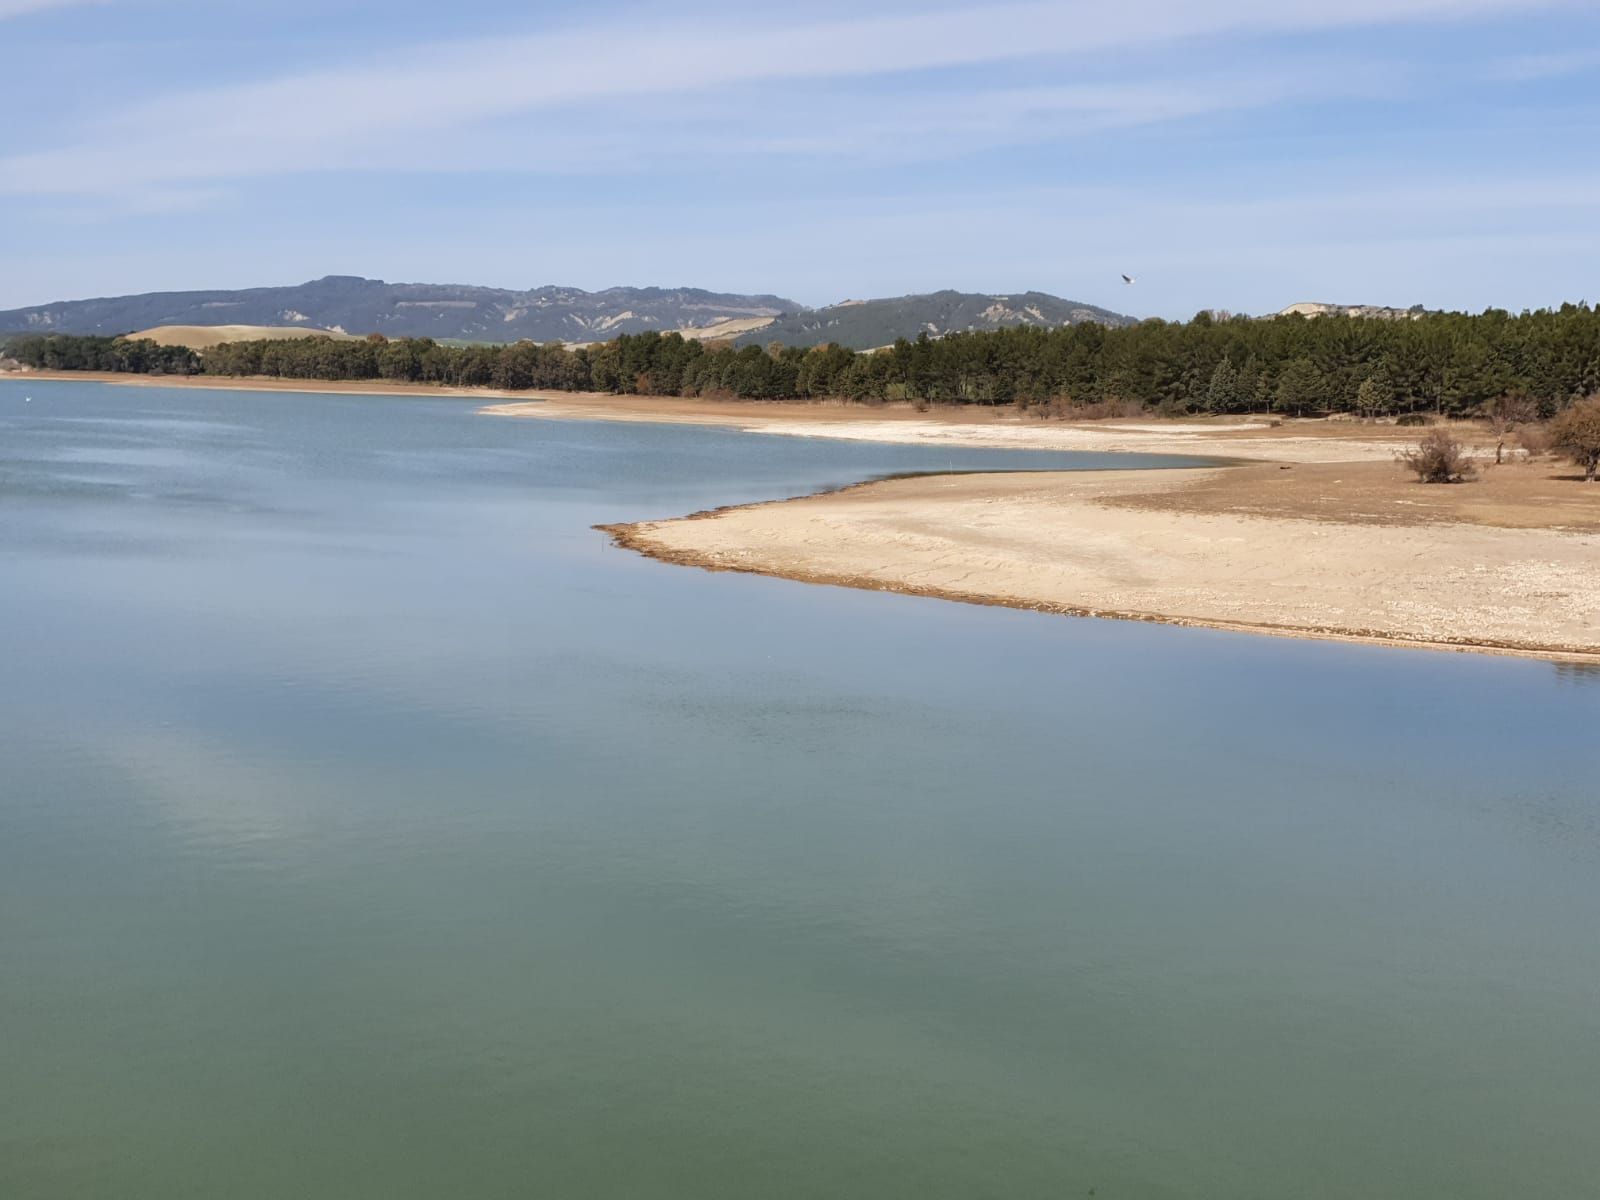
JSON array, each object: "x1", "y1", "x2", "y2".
[{"x1": 1121, "y1": 274, "x2": 1137, "y2": 285}]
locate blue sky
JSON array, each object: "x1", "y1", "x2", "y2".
[{"x1": 1, "y1": 0, "x2": 1597, "y2": 318}]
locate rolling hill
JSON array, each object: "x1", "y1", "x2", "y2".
[
  {"x1": 0, "y1": 277, "x2": 798, "y2": 344},
  {"x1": 0, "y1": 277, "x2": 1135, "y2": 349},
  {"x1": 732, "y1": 290, "x2": 1136, "y2": 350}
]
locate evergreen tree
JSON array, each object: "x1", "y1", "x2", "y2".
[
  {"x1": 1274, "y1": 358, "x2": 1322, "y2": 417},
  {"x1": 1206, "y1": 357, "x2": 1241, "y2": 413}
]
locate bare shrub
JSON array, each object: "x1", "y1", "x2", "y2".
[
  {"x1": 1488, "y1": 390, "x2": 1541, "y2": 463},
  {"x1": 1399, "y1": 428, "x2": 1476, "y2": 483},
  {"x1": 1516, "y1": 422, "x2": 1554, "y2": 459},
  {"x1": 1551, "y1": 397, "x2": 1600, "y2": 481},
  {"x1": 1488, "y1": 390, "x2": 1540, "y2": 430}
]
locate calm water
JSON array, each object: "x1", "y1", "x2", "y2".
[{"x1": 2, "y1": 380, "x2": 1598, "y2": 1200}]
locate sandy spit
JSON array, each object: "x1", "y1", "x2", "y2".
[
  {"x1": 488, "y1": 394, "x2": 1600, "y2": 659},
  {"x1": 603, "y1": 468, "x2": 1600, "y2": 663}
]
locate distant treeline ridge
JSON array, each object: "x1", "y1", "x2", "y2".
[{"x1": 6, "y1": 303, "x2": 1599, "y2": 416}]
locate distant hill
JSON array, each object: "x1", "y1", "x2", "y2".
[
  {"x1": 0, "y1": 277, "x2": 799, "y2": 344},
  {"x1": 0, "y1": 278, "x2": 1135, "y2": 349},
  {"x1": 1279, "y1": 301, "x2": 1428, "y2": 321},
  {"x1": 734, "y1": 291, "x2": 1136, "y2": 350},
  {"x1": 130, "y1": 324, "x2": 358, "y2": 350}
]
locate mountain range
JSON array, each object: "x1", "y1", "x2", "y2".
[{"x1": 0, "y1": 277, "x2": 1136, "y2": 350}]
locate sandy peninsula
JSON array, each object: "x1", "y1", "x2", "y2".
[
  {"x1": 606, "y1": 462, "x2": 1599, "y2": 659},
  {"x1": 486, "y1": 395, "x2": 1600, "y2": 660}
]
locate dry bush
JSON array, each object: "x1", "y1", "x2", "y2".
[
  {"x1": 1488, "y1": 391, "x2": 1543, "y2": 462},
  {"x1": 1516, "y1": 422, "x2": 1554, "y2": 459},
  {"x1": 1488, "y1": 390, "x2": 1540, "y2": 430},
  {"x1": 1399, "y1": 428, "x2": 1476, "y2": 483},
  {"x1": 1551, "y1": 397, "x2": 1600, "y2": 481}
]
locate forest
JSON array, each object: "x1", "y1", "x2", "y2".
[{"x1": 7, "y1": 303, "x2": 1599, "y2": 418}]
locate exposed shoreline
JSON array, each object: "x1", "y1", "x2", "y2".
[
  {"x1": 2, "y1": 370, "x2": 528, "y2": 400},
  {"x1": 603, "y1": 466, "x2": 1600, "y2": 663},
  {"x1": 10, "y1": 372, "x2": 1596, "y2": 659},
  {"x1": 483, "y1": 393, "x2": 1409, "y2": 463},
  {"x1": 483, "y1": 396, "x2": 1598, "y2": 663}
]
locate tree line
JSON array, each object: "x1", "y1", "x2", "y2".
[{"x1": 7, "y1": 302, "x2": 1599, "y2": 418}]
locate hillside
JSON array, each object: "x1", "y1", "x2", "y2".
[
  {"x1": 0, "y1": 277, "x2": 798, "y2": 344},
  {"x1": 0, "y1": 278, "x2": 1134, "y2": 349},
  {"x1": 1279, "y1": 301, "x2": 1428, "y2": 321},
  {"x1": 734, "y1": 291, "x2": 1136, "y2": 350},
  {"x1": 131, "y1": 324, "x2": 358, "y2": 349}
]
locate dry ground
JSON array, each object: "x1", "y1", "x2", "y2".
[
  {"x1": 608, "y1": 461, "x2": 1600, "y2": 659},
  {"x1": 1115, "y1": 456, "x2": 1600, "y2": 533}
]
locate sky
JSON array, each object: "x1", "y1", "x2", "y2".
[{"x1": 1, "y1": 0, "x2": 1597, "y2": 318}]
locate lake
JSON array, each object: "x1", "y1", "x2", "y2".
[{"x1": 2, "y1": 379, "x2": 1597, "y2": 1199}]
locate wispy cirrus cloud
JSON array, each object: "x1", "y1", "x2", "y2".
[
  {"x1": 0, "y1": 0, "x2": 1578, "y2": 196},
  {"x1": 1489, "y1": 48, "x2": 1600, "y2": 79},
  {"x1": 0, "y1": 0, "x2": 104, "y2": 16}
]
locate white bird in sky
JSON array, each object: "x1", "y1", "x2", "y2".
[{"x1": 1122, "y1": 274, "x2": 1138, "y2": 285}]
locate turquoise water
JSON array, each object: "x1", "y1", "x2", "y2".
[{"x1": 2, "y1": 379, "x2": 1597, "y2": 1199}]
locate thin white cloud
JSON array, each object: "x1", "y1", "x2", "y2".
[
  {"x1": 1490, "y1": 48, "x2": 1600, "y2": 79},
  {"x1": 0, "y1": 0, "x2": 1577, "y2": 196},
  {"x1": 190, "y1": 62, "x2": 1401, "y2": 181},
  {"x1": 0, "y1": 0, "x2": 102, "y2": 16},
  {"x1": 709, "y1": 63, "x2": 1402, "y2": 160}
]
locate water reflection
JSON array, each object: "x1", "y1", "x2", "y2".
[{"x1": 1553, "y1": 660, "x2": 1600, "y2": 686}]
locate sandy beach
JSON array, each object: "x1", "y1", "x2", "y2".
[
  {"x1": 490, "y1": 395, "x2": 1600, "y2": 661},
  {"x1": 606, "y1": 462, "x2": 1600, "y2": 660},
  {"x1": 484, "y1": 393, "x2": 1409, "y2": 462}
]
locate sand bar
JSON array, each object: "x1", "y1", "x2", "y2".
[
  {"x1": 606, "y1": 463, "x2": 1600, "y2": 660},
  {"x1": 488, "y1": 394, "x2": 1600, "y2": 658}
]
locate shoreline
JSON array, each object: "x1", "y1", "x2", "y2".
[
  {"x1": 601, "y1": 499, "x2": 1600, "y2": 668},
  {"x1": 494, "y1": 395, "x2": 1600, "y2": 663},
  {"x1": 11, "y1": 371, "x2": 1595, "y2": 660},
  {"x1": 602, "y1": 468, "x2": 1600, "y2": 663},
  {"x1": 2, "y1": 370, "x2": 530, "y2": 400},
  {"x1": 482, "y1": 394, "x2": 1410, "y2": 463}
]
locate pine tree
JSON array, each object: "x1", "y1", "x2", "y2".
[
  {"x1": 1206, "y1": 357, "x2": 1241, "y2": 413},
  {"x1": 1356, "y1": 370, "x2": 1392, "y2": 421},
  {"x1": 1275, "y1": 358, "x2": 1322, "y2": 417}
]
